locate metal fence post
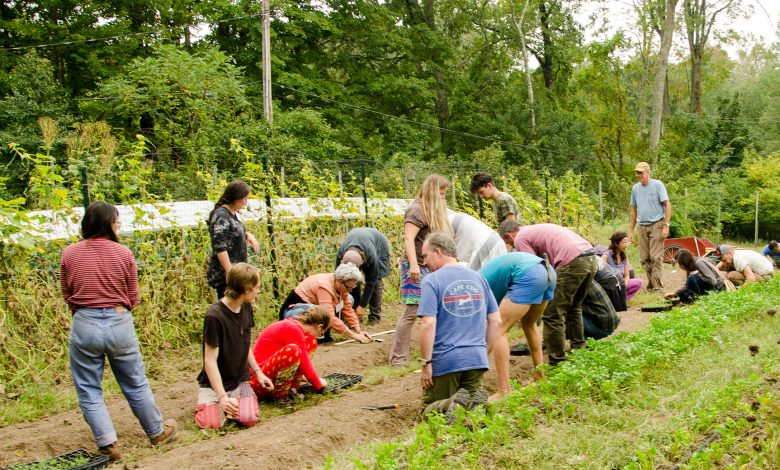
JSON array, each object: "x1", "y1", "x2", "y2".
[
  {"x1": 475, "y1": 163, "x2": 483, "y2": 220},
  {"x1": 263, "y1": 156, "x2": 279, "y2": 302},
  {"x1": 81, "y1": 166, "x2": 90, "y2": 210},
  {"x1": 361, "y1": 159, "x2": 368, "y2": 224}
]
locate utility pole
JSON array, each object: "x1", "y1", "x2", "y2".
[{"x1": 262, "y1": 0, "x2": 273, "y2": 125}]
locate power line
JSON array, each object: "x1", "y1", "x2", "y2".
[{"x1": 0, "y1": 14, "x2": 262, "y2": 52}]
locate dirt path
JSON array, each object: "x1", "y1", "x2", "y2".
[{"x1": 0, "y1": 269, "x2": 686, "y2": 469}]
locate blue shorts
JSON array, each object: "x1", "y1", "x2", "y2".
[{"x1": 506, "y1": 262, "x2": 556, "y2": 305}]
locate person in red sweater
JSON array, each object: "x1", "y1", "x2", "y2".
[
  {"x1": 60, "y1": 202, "x2": 176, "y2": 462},
  {"x1": 251, "y1": 305, "x2": 331, "y2": 398}
]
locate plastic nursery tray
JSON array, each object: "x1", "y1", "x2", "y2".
[
  {"x1": 299, "y1": 372, "x2": 363, "y2": 393},
  {"x1": 2, "y1": 448, "x2": 110, "y2": 470},
  {"x1": 641, "y1": 302, "x2": 674, "y2": 312}
]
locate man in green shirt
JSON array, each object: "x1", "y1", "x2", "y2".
[{"x1": 470, "y1": 172, "x2": 521, "y2": 228}]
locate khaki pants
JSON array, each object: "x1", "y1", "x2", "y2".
[
  {"x1": 727, "y1": 271, "x2": 772, "y2": 286},
  {"x1": 638, "y1": 220, "x2": 665, "y2": 290}
]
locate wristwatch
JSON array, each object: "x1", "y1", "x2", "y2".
[{"x1": 420, "y1": 358, "x2": 433, "y2": 365}]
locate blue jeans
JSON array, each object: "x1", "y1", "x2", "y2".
[{"x1": 69, "y1": 308, "x2": 164, "y2": 447}]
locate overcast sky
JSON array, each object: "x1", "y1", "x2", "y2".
[{"x1": 580, "y1": 0, "x2": 780, "y2": 60}]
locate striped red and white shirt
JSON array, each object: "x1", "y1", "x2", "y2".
[{"x1": 60, "y1": 238, "x2": 139, "y2": 311}]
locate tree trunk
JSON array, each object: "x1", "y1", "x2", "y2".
[
  {"x1": 511, "y1": 0, "x2": 536, "y2": 135},
  {"x1": 538, "y1": 0, "x2": 555, "y2": 89},
  {"x1": 649, "y1": 0, "x2": 679, "y2": 155},
  {"x1": 689, "y1": 51, "x2": 702, "y2": 114}
]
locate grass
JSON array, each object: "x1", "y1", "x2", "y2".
[{"x1": 329, "y1": 277, "x2": 780, "y2": 469}]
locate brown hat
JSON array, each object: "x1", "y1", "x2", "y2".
[{"x1": 634, "y1": 161, "x2": 651, "y2": 172}]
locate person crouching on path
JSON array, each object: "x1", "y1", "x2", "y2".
[
  {"x1": 665, "y1": 249, "x2": 725, "y2": 304},
  {"x1": 60, "y1": 202, "x2": 177, "y2": 462},
  {"x1": 715, "y1": 244, "x2": 774, "y2": 286},
  {"x1": 251, "y1": 305, "x2": 330, "y2": 399},
  {"x1": 278, "y1": 264, "x2": 370, "y2": 344},
  {"x1": 418, "y1": 232, "x2": 501, "y2": 422},
  {"x1": 196, "y1": 263, "x2": 273, "y2": 430},
  {"x1": 480, "y1": 252, "x2": 556, "y2": 401}
]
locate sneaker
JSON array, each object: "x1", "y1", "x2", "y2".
[
  {"x1": 150, "y1": 419, "x2": 177, "y2": 446},
  {"x1": 98, "y1": 443, "x2": 122, "y2": 462}
]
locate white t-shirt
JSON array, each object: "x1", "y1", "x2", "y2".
[{"x1": 733, "y1": 250, "x2": 774, "y2": 276}]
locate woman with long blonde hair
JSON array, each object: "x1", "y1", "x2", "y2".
[{"x1": 389, "y1": 174, "x2": 452, "y2": 366}]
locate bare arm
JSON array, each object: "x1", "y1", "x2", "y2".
[
  {"x1": 485, "y1": 310, "x2": 502, "y2": 350},
  {"x1": 419, "y1": 316, "x2": 436, "y2": 390},
  {"x1": 404, "y1": 222, "x2": 422, "y2": 282},
  {"x1": 247, "y1": 349, "x2": 272, "y2": 390},
  {"x1": 742, "y1": 265, "x2": 757, "y2": 284},
  {"x1": 628, "y1": 205, "x2": 637, "y2": 243},
  {"x1": 662, "y1": 200, "x2": 672, "y2": 239},
  {"x1": 216, "y1": 251, "x2": 232, "y2": 279},
  {"x1": 203, "y1": 343, "x2": 238, "y2": 416}
]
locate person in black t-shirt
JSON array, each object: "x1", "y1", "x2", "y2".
[{"x1": 196, "y1": 263, "x2": 273, "y2": 429}]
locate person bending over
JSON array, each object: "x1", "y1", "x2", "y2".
[
  {"x1": 196, "y1": 263, "x2": 273, "y2": 430},
  {"x1": 480, "y1": 252, "x2": 556, "y2": 400},
  {"x1": 251, "y1": 305, "x2": 330, "y2": 398},
  {"x1": 279, "y1": 263, "x2": 370, "y2": 343},
  {"x1": 665, "y1": 249, "x2": 725, "y2": 303}
]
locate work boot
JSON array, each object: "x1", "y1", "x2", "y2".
[
  {"x1": 443, "y1": 388, "x2": 472, "y2": 424},
  {"x1": 367, "y1": 314, "x2": 381, "y2": 326},
  {"x1": 150, "y1": 419, "x2": 177, "y2": 446},
  {"x1": 98, "y1": 442, "x2": 122, "y2": 462},
  {"x1": 469, "y1": 389, "x2": 489, "y2": 411}
]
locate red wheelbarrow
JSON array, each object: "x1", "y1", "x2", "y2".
[{"x1": 663, "y1": 237, "x2": 717, "y2": 264}]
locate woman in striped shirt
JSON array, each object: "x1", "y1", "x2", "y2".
[{"x1": 60, "y1": 202, "x2": 176, "y2": 462}]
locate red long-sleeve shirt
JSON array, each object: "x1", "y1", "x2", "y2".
[
  {"x1": 252, "y1": 319, "x2": 323, "y2": 390},
  {"x1": 60, "y1": 238, "x2": 139, "y2": 311}
]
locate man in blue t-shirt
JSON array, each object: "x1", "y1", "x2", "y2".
[
  {"x1": 763, "y1": 240, "x2": 780, "y2": 268},
  {"x1": 417, "y1": 232, "x2": 501, "y2": 420},
  {"x1": 628, "y1": 161, "x2": 672, "y2": 291}
]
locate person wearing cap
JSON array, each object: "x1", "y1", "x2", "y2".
[
  {"x1": 335, "y1": 228, "x2": 391, "y2": 325},
  {"x1": 510, "y1": 223, "x2": 598, "y2": 366},
  {"x1": 715, "y1": 244, "x2": 774, "y2": 286},
  {"x1": 628, "y1": 161, "x2": 672, "y2": 291}
]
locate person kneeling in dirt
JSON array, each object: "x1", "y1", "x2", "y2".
[
  {"x1": 664, "y1": 249, "x2": 725, "y2": 304},
  {"x1": 480, "y1": 252, "x2": 556, "y2": 401},
  {"x1": 580, "y1": 259, "x2": 622, "y2": 340},
  {"x1": 251, "y1": 305, "x2": 330, "y2": 399},
  {"x1": 763, "y1": 240, "x2": 780, "y2": 268},
  {"x1": 336, "y1": 228, "x2": 392, "y2": 326},
  {"x1": 715, "y1": 244, "x2": 774, "y2": 286},
  {"x1": 196, "y1": 263, "x2": 274, "y2": 430},
  {"x1": 278, "y1": 264, "x2": 371, "y2": 344},
  {"x1": 418, "y1": 232, "x2": 501, "y2": 422}
]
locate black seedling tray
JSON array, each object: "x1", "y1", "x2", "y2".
[
  {"x1": 299, "y1": 372, "x2": 363, "y2": 393},
  {"x1": 3, "y1": 448, "x2": 109, "y2": 470},
  {"x1": 641, "y1": 302, "x2": 674, "y2": 312}
]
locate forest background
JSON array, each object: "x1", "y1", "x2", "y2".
[{"x1": 1, "y1": 0, "x2": 780, "y2": 237}]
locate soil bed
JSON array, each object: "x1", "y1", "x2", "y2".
[{"x1": 0, "y1": 269, "x2": 685, "y2": 469}]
